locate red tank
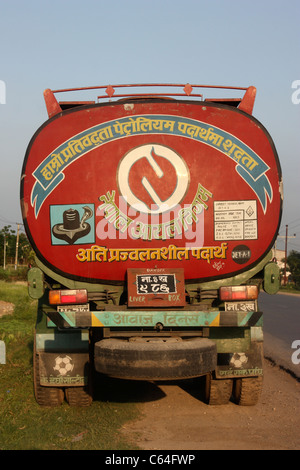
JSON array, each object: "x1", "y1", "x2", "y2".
[{"x1": 20, "y1": 84, "x2": 282, "y2": 284}]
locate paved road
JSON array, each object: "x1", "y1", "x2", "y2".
[{"x1": 259, "y1": 292, "x2": 300, "y2": 379}]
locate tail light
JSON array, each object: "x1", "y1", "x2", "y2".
[
  {"x1": 219, "y1": 285, "x2": 258, "y2": 301},
  {"x1": 49, "y1": 289, "x2": 88, "y2": 305}
]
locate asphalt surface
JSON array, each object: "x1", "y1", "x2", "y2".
[{"x1": 259, "y1": 292, "x2": 300, "y2": 379}]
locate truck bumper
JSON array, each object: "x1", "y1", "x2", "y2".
[{"x1": 45, "y1": 307, "x2": 263, "y2": 329}]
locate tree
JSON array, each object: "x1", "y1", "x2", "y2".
[
  {"x1": 286, "y1": 250, "x2": 300, "y2": 289},
  {"x1": 18, "y1": 232, "x2": 35, "y2": 265},
  {"x1": 0, "y1": 225, "x2": 15, "y2": 268},
  {"x1": 0, "y1": 225, "x2": 34, "y2": 268}
]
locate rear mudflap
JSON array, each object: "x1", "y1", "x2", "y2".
[
  {"x1": 37, "y1": 351, "x2": 90, "y2": 387},
  {"x1": 215, "y1": 341, "x2": 263, "y2": 379}
]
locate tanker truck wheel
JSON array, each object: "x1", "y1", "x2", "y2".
[
  {"x1": 65, "y1": 371, "x2": 93, "y2": 407},
  {"x1": 65, "y1": 356, "x2": 93, "y2": 406},
  {"x1": 65, "y1": 385, "x2": 93, "y2": 407},
  {"x1": 33, "y1": 341, "x2": 64, "y2": 407},
  {"x1": 233, "y1": 376, "x2": 263, "y2": 406},
  {"x1": 205, "y1": 373, "x2": 233, "y2": 405}
]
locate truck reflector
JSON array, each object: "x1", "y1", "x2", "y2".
[
  {"x1": 49, "y1": 289, "x2": 88, "y2": 305},
  {"x1": 219, "y1": 285, "x2": 258, "y2": 301}
]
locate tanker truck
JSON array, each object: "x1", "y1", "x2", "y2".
[{"x1": 20, "y1": 83, "x2": 282, "y2": 407}]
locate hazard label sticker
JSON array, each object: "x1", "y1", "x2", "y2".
[{"x1": 214, "y1": 200, "x2": 257, "y2": 241}]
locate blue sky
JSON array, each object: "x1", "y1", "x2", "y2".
[{"x1": 0, "y1": 0, "x2": 299, "y2": 252}]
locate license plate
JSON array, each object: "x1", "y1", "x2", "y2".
[
  {"x1": 225, "y1": 301, "x2": 257, "y2": 312},
  {"x1": 136, "y1": 273, "x2": 176, "y2": 295},
  {"x1": 127, "y1": 268, "x2": 185, "y2": 307},
  {"x1": 57, "y1": 304, "x2": 89, "y2": 313}
]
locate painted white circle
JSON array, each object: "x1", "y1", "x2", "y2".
[{"x1": 117, "y1": 144, "x2": 189, "y2": 214}]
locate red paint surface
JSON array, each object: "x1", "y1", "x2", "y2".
[{"x1": 21, "y1": 100, "x2": 282, "y2": 283}]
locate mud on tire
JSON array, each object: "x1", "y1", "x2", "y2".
[
  {"x1": 65, "y1": 385, "x2": 93, "y2": 407},
  {"x1": 205, "y1": 373, "x2": 233, "y2": 405},
  {"x1": 233, "y1": 376, "x2": 263, "y2": 406}
]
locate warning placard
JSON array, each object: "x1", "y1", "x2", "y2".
[{"x1": 214, "y1": 201, "x2": 257, "y2": 241}]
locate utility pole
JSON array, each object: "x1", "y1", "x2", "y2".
[
  {"x1": 14, "y1": 223, "x2": 20, "y2": 270},
  {"x1": 277, "y1": 225, "x2": 296, "y2": 285},
  {"x1": 284, "y1": 225, "x2": 288, "y2": 285},
  {"x1": 3, "y1": 234, "x2": 6, "y2": 270}
]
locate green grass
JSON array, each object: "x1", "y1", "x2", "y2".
[
  {"x1": 0, "y1": 266, "x2": 28, "y2": 283},
  {"x1": 0, "y1": 282, "x2": 140, "y2": 450},
  {"x1": 0, "y1": 282, "x2": 36, "y2": 343}
]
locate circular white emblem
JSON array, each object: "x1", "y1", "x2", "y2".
[{"x1": 117, "y1": 144, "x2": 189, "y2": 214}]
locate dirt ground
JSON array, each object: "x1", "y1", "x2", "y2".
[
  {"x1": 0, "y1": 300, "x2": 14, "y2": 317},
  {"x1": 121, "y1": 359, "x2": 300, "y2": 450}
]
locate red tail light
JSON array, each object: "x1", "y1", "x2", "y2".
[
  {"x1": 219, "y1": 285, "x2": 258, "y2": 301},
  {"x1": 49, "y1": 289, "x2": 88, "y2": 305}
]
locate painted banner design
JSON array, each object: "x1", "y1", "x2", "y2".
[{"x1": 31, "y1": 115, "x2": 272, "y2": 217}]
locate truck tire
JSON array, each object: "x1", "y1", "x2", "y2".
[
  {"x1": 94, "y1": 337, "x2": 217, "y2": 380},
  {"x1": 33, "y1": 341, "x2": 64, "y2": 407},
  {"x1": 205, "y1": 373, "x2": 233, "y2": 405},
  {"x1": 233, "y1": 376, "x2": 263, "y2": 406},
  {"x1": 65, "y1": 386, "x2": 93, "y2": 407},
  {"x1": 65, "y1": 360, "x2": 93, "y2": 407}
]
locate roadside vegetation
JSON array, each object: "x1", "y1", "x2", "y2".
[
  {"x1": 0, "y1": 279, "x2": 139, "y2": 450},
  {"x1": 0, "y1": 266, "x2": 28, "y2": 283},
  {"x1": 283, "y1": 250, "x2": 300, "y2": 290},
  {"x1": 279, "y1": 285, "x2": 300, "y2": 294},
  {"x1": 0, "y1": 225, "x2": 35, "y2": 271}
]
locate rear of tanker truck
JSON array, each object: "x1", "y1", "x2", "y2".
[{"x1": 20, "y1": 84, "x2": 282, "y2": 406}]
